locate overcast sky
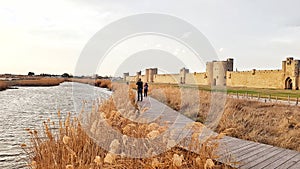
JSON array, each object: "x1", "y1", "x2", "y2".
[{"x1": 1, "y1": 0, "x2": 300, "y2": 76}]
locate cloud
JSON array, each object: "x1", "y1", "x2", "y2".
[
  {"x1": 270, "y1": 38, "x2": 294, "y2": 44},
  {"x1": 1, "y1": 0, "x2": 300, "y2": 75}
]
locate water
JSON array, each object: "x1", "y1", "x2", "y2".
[{"x1": 0, "y1": 82, "x2": 111, "y2": 168}]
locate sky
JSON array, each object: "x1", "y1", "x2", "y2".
[{"x1": 1, "y1": 0, "x2": 300, "y2": 76}]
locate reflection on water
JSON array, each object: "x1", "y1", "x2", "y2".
[{"x1": 0, "y1": 82, "x2": 111, "y2": 168}]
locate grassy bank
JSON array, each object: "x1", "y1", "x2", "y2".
[
  {"x1": 67, "y1": 78, "x2": 112, "y2": 89},
  {"x1": 218, "y1": 98, "x2": 300, "y2": 151},
  {"x1": 145, "y1": 82, "x2": 300, "y2": 101},
  {"x1": 147, "y1": 84, "x2": 300, "y2": 151},
  {"x1": 0, "y1": 81, "x2": 8, "y2": 91},
  {"x1": 0, "y1": 78, "x2": 112, "y2": 91},
  {"x1": 12, "y1": 78, "x2": 65, "y2": 86},
  {"x1": 0, "y1": 78, "x2": 64, "y2": 91},
  {"x1": 23, "y1": 83, "x2": 231, "y2": 168}
]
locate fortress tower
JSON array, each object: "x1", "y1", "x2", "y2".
[
  {"x1": 282, "y1": 57, "x2": 300, "y2": 90},
  {"x1": 123, "y1": 57, "x2": 300, "y2": 90},
  {"x1": 180, "y1": 67, "x2": 189, "y2": 84},
  {"x1": 145, "y1": 68, "x2": 158, "y2": 82},
  {"x1": 123, "y1": 72, "x2": 129, "y2": 81},
  {"x1": 145, "y1": 69, "x2": 150, "y2": 82},
  {"x1": 135, "y1": 71, "x2": 142, "y2": 81},
  {"x1": 206, "y1": 58, "x2": 234, "y2": 86}
]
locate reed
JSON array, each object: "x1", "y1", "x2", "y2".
[
  {"x1": 0, "y1": 81, "x2": 9, "y2": 91},
  {"x1": 149, "y1": 85, "x2": 211, "y2": 123},
  {"x1": 23, "y1": 83, "x2": 230, "y2": 168},
  {"x1": 68, "y1": 78, "x2": 112, "y2": 90},
  {"x1": 14, "y1": 78, "x2": 65, "y2": 87},
  {"x1": 217, "y1": 98, "x2": 300, "y2": 151},
  {"x1": 149, "y1": 85, "x2": 300, "y2": 151}
]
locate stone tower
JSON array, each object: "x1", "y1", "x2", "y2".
[
  {"x1": 226, "y1": 58, "x2": 234, "y2": 71},
  {"x1": 180, "y1": 67, "x2": 189, "y2": 84},
  {"x1": 145, "y1": 68, "x2": 158, "y2": 82},
  {"x1": 145, "y1": 69, "x2": 150, "y2": 82},
  {"x1": 135, "y1": 71, "x2": 142, "y2": 81},
  {"x1": 282, "y1": 57, "x2": 300, "y2": 90},
  {"x1": 123, "y1": 72, "x2": 129, "y2": 81},
  {"x1": 206, "y1": 58, "x2": 234, "y2": 86}
]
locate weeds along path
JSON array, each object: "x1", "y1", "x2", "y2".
[
  {"x1": 138, "y1": 96, "x2": 300, "y2": 169},
  {"x1": 24, "y1": 83, "x2": 300, "y2": 168},
  {"x1": 229, "y1": 94, "x2": 300, "y2": 106},
  {"x1": 27, "y1": 84, "x2": 226, "y2": 168}
]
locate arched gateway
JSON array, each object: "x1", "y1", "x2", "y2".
[{"x1": 285, "y1": 77, "x2": 293, "y2": 89}]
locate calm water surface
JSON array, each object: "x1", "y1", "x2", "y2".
[{"x1": 0, "y1": 82, "x2": 111, "y2": 168}]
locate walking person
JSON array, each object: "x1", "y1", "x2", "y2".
[
  {"x1": 136, "y1": 78, "x2": 143, "y2": 101},
  {"x1": 144, "y1": 82, "x2": 148, "y2": 97}
]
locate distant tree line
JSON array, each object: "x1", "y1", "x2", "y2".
[
  {"x1": 28, "y1": 72, "x2": 35, "y2": 76},
  {"x1": 28, "y1": 72, "x2": 74, "y2": 78},
  {"x1": 26, "y1": 72, "x2": 111, "y2": 79}
]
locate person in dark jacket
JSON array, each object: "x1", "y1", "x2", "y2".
[
  {"x1": 144, "y1": 83, "x2": 148, "y2": 97},
  {"x1": 136, "y1": 78, "x2": 143, "y2": 101}
]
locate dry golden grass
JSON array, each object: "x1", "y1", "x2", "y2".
[
  {"x1": 0, "y1": 81, "x2": 9, "y2": 91},
  {"x1": 67, "y1": 78, "x2": 95, "y2": 85},
  {"x1": 0, "y1": 78, "x2": 111, "y2": 91},
  {"x1": 96, "y1": 79, "x2": 112, "y2": 89},
  {"x1": 68, "y1": 78, "x2": 112, "y2": 90},
  {"x1": 217, "y1": 99, "x2": 300, "y2": 151},
  {"x1": 148, "y1": 85, "x2": 300, "y2": 152},
  {"x1": 149, "y1": 85, "x2": 211, "y2": 123},
  {"x1": 23, "y1": 83, "x2": 230, "y2": 168},
  {"x1": 14, "y1": 78, "x2": 65, "y2": 86}
]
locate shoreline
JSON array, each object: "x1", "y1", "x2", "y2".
[{"x1": 0, "y1": 77, "x2": 112, "y2": 92}]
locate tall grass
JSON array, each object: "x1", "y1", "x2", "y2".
[
  {"x1": 0, "y1": 81, "x2": 9, "y2": 91},
  {"x1": 149, "y1": 85, "x2": 300, "y2": 151},
  {"x1": 13, "y1": 78, "x2": 65, "y2": 86},
  {"x1": 23, "y1": 83, "x2": 230, "y2": 168},
  {"x1": 217, "y1": 98, "x2": 300, "y2": 151},
  {"x1": 149, "y1": 85, "x2": 211, "y2": 123},
  {"x1": 68, "y1": 78, "x2": 112, "y2": 90},
  {"x1": 0, "y1": 78, "x2": 111, "y2": 90}
]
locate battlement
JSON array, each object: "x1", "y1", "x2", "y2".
[
  {"x1": 123, "y1": 57, "x2": 300, "y2": 90},
  {"x1": 206, "y1": 58, "x2": 234, "y2": 86},
  {"x1": 145, "y1": 68, "x2": 158, "y2": 82},
  {"x1": 234, "y1": 69, "x2": 282, "y2": 74}
]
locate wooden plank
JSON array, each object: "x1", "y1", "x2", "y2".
[
  {"x1": 265, "y1": 150, "x2": 299, "y2": 168},
  {"x1": 218, "y1": 139, "x2": 253, "y2": 151},
  {"x1": 219, "y1": 136, "x2": 237, "y2": 143},
  {"x1": 236, "y1": 144, "x2": 271, "y2": 162},
  {"x1": 251, "y1": 149, "x2": 293, "y2": 168},
  {"x1": 219, "y1": 136, "x2": 245, "y2": 145},
  {"x1": 240, "y1": 147, "x2": 282, "y2": 169},
  {"x1": 225, "y1": 142, "x2": 258, "y2": 155},
  {"x1": 229, "y1": 144, "x2": 266, "y2": 168},
  {"x1": 288, "y1": 161, "x2": 300, "y2": 169},
  {"x1": 217, "y1": 140, "x2": 251, "y2": 156},
  {"x1": 218, "y1": 142, "x2": 256, "y2": 162},
  {"x1": 235, "y1": 143, "x2": 267, "y2": 160},
  {"x1": 276, "y1": 154, "x2": 300, "y2": 169}
]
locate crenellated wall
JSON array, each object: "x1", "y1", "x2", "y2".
[
  {"x1": 185, "y1": 73, "x2": 208, "y2": 85},
  {"x1": 153, "y1": 74, "x2": 181, "y2": 84},
  {"x1": 125, "y1": 74, "x2": 180, "y2": 84},
  {"x1": 226, "y1": 70, "x2": 284, "y2": 89},
  {"x1": 124, "y1": 57, "x2": 300, "y2": 90}
]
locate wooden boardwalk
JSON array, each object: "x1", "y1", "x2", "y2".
[{"x1": 137, "y1": 96, "x2": 300, "y2": 169}]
